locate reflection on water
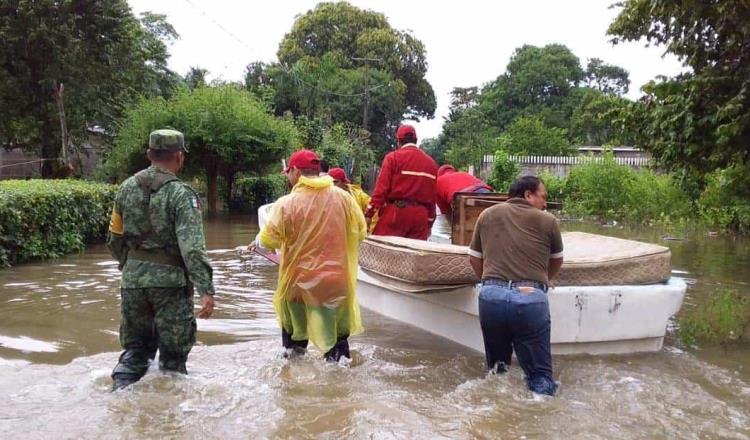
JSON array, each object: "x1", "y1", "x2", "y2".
[{"x1": 0, "y1": 214, "x2": 748, "y2": 439}]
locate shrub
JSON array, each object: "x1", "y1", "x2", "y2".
[
  {"x1": 698, "y1": 164, "x2": 750, "y2": 233},
  {"x1": 0, "y1": 180, "x2": 116, "y2": 267},
  {"x1": 564, "y1": 152, "x2": 635, "y2": 218},
  {"x1": 487, "y1": 150, "x2": 520, "y2": 192},
  {"x1": 624, "y1": 170, "x2": 692, "y2": 225},
  {"x1": 231, "y1": 174, "x2": 288, "y2": 212},
  {"x1": 558, "y1": 152, "x2": 692, "y2": 225},
  {"x1": 678, "y1": 289, "x2": 750, "y2": 346},
  {"x1": 538, "y1": 170, "x2": 566, "y2": 203}
]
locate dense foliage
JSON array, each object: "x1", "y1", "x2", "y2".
[
  {"x1": 433, "y1": 44, "x2": 632, "y2": 169},
  {"x1": 609, "y1": 0, "x2": 750, "y2": 174},
  {"x1": 0, "y1": 180, "x2": 116, "y2": 267},
  {"x1": 105, "y1": 85, "x2": 299, "y2": 214},
  {"x1": 561, "y1": 153, "x2": 691, "y2": 224},
  {"x1": 487, "y1": 150, "x2": 520, "y2": 193},
  {"x1": 679, "y1": 289, "x2": 749, "y2": 346},
  {"x1": 277, "y1": 2, "x2": 435, "y2": 121},
  {"x1": 245, "y1": 2, "x2": 435, "y2": 156},
  {"x1": 497, "y1": 116, "x2": 573, "y2": 156},
  {"x1": 0, "y1": 1, "x2": 179, "y2": 176},
  {"x1": 698, "y1": 165, "x2": 750, "y2": 233},
  {"x1": 231, "y1": 175, "x2": 288, "y2": 213}
]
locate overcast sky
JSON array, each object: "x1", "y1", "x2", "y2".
[{"x1": 128, "y1": 0, "x2": 685, "y2": 140}]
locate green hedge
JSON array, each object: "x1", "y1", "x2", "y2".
[
  {"x1": 554, "y1": 153, "x2": 692, "y2": 225},
  {"x1": 0, "y1": 180, "x2": 117, "y2": 267},
  {"x1": 230, "y1": 174, "x2": 288, "y2": 213}
]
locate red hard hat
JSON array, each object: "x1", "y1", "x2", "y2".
[
  {"x1": 328, "y1": 167, "x2": 350, "y2": 184},
  {"x1": 284, "y1": 149, "x2": 320, "y2": 172}
]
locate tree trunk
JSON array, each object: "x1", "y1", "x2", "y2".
[
  {"x1": 38, "y1": 92, "x2": 71, "y2": 178},
  {"x1": 40, "y1": 118, "x2": 62, "y2": 178},
  {"x1": 224, "y1": 171, "x2": 235, "y2": 210},
  {"x1": 206, "y1": 162, "x2": 219, "y2": 216}
]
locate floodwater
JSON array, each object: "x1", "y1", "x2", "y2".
[{"x1": 0, "y1": 215, "x2": 748, "y2": 439}]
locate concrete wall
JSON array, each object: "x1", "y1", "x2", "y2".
[{"x1": 0, "y1": 132, "x2": 106, "y2": 180}]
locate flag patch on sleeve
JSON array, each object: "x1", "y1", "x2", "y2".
[{"x1": 191, "y1": 196, "x2": 200, "y2": 209}]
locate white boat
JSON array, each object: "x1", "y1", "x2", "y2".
[{"x1": 257, "y1": 203, "x2": 687, "y2": 356}]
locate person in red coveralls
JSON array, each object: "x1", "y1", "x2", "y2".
[
  {"x1": 435, "y1": 164, "x2": 493, "y2": 219},
  {"x1": 365, "y1": 124, "x2": 438, "y2": 240}
]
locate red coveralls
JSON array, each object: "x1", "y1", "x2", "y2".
[
  {"x1": 435, "y1": 172, "x2": 492, "y2": 217},
  {"x1": 366, "y1": 144, "x2": 438, "y2": 240}
]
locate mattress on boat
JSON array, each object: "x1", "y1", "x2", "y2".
[{"x1": 358, "y1": 232, "x2": 672, "y2": 286}]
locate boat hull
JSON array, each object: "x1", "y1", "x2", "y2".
[{"x1": 357, "y1": 269, "x2": 686, "y2": 356}]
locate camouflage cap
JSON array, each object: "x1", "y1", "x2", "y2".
[{"x1": 149, "y1": 129, "x2": 187, "y2": 152}]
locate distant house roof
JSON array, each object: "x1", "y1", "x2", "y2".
[{"x1": 577, "y1": 146, "x2": 641, "y2": 152}]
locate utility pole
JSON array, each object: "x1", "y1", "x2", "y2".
[{"x1": 351, "y1": 57, "x2": 381, "y2": 131}]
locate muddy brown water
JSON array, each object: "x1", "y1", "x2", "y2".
[{"x1": 0, "y1": 215, "x2": 748, "y2": 439}]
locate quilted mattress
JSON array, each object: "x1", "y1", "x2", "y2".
[{"x1": 358, "y1": 232, "x2": 672, "y2": 287}]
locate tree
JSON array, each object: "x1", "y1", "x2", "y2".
[
  {"x1": 449, "y1": 87, "x2": 479, "y2": 113},
  {"x1": 570, "y1": 88, "x2": 634, "y2": 145},
  {"x1": 106, "y1": 86, "x2": 299, "y2": 214},
  {"x1": 497, "y1": 116, "x2": 574, "y2": 156},
  {"x1": 584, "y1": 58, "x2": 630, "y2": 95},
  {"x1": 479, "y1": 44, "x2": 585, "y2": 130},
  {"x1": 314, "y1": 123, "x2": 375, "y2": 182},
  {"x1": 443, "y1": 108, "x2": 500, "y2": 170},
  {"x1": 608, "y1": 0, "x2": 750, "y2": 173},
  {"x1": 184, "y1": 67, "x2": 209, "y2": 89},
  {"x1": 421, "y1": 136, "x2": 449, "y2": 165},
  {"x1": 0, "y1": 1, "x2": 179, "y2": 177},
  {"x1": 274, "y1": 2, "x2": 436, "y2": 151},
  {"x1": 244, "y1": 56, "x2": 407, "y2": 157}
]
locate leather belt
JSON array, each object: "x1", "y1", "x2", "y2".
[
  {"x1": 482, "y1": 278, "x2": 548, "y2": 293},
  {"x1": 129, "y1": 249, "x2": 185, "y2": 268},
  {"x1": 390, "y1": 199, "x2": 430, "y2": 209}
]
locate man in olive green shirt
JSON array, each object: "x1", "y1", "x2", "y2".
[
  {"x1": 469, "y1": 175, "x2": 563, "y2": 396},
  {"x1": 107, "y1": 129, "x2": 215, "y2": 390}
]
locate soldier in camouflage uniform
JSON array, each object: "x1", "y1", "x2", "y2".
[{"x1": 107, "y1": 129, "x2": 216, "y2": 391}]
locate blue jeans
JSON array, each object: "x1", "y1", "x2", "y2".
[{"x1": 478, "y1": 282, "x2": 557, "y2": 396}]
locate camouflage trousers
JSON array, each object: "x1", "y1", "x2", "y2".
[{"x1": 112, "y1": 287, "x2": 196, "y2": 386}]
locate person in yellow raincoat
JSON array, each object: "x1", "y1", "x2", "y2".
[
  {"x1": 252, "y1": 151, "x2": 367, "y2": 361},
  {"x1": 329, "y1": 167, "x2": 377, "y2": 233}
]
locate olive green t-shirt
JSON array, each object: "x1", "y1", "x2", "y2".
[{"x1": 468, "y1": 198, "x2": 563, "y2": 285}]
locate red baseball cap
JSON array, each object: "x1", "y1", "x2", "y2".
[
  {"x1": 284, "y1": 149, "x2": 320, "y2": 173},
  {"x1": 438, "y1": 164, "x2": 456, "y2": 177},
  {"x1": 396, "y1": 124, "x2": 417, "y2": 141},
  {"x1": 328, "y1": 167, "x2": 350, "y2": 184}
]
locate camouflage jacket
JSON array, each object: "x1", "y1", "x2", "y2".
[{"x1": 107, "y1": 165, "x2": 214, "y2": 295}]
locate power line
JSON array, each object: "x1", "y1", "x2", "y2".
[
  {"x1": 182, "y1": 0, "x2": 257, "y2": 55},
  {"x1": 286, "y1": 70, "x2": 387, "y2": 97},
  {"x1": 352, "y1": 57, "x2": 382, "y2": 129},
  {"x1": 179, "y1": 0, "x2": 390, "y2": 98}
]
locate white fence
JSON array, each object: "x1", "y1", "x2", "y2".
[
  {"x1": 484, "y1": 154, "x2": 651, "y2": 167},
  {"x1": 481, "y1": 153, "x2": 653, "y2": 178}
]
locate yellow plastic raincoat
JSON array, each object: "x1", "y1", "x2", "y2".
[
  {"x1": 258, "y1": 175, "x2": 367, "y2": 352},
  {"x1": 348, "y1": 184, "x2": 378, "y2": 233}
]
